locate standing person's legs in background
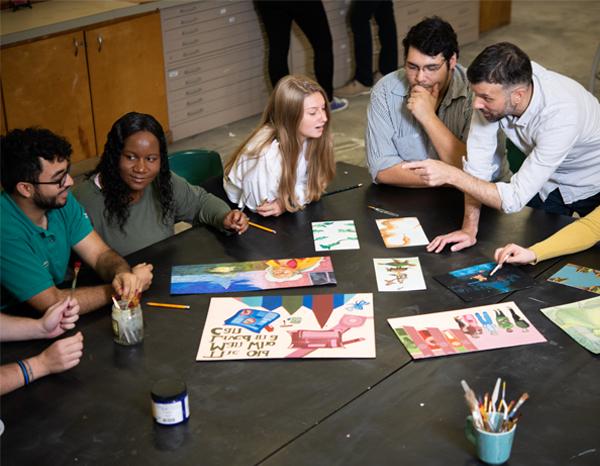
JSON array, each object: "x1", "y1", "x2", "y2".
[
  {"x1": 373, "y1": 0, "x2": 398, "y2": 76},
  {"x1": 292, "y1": 1, "x2": 348, "y2": 112},
  {"x1": 254, "y1": 1, "x2": 293, "y2": 88},
  {"x1": 337, "y1": 0, "x2": 398, "y2": 97},
  {"x1": 349, "y1": 0, "x2": 377, "y2": 88}
]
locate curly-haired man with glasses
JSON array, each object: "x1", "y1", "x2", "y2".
[{"x1": 1, "y1": 128, "x2": 153, "y2": 315}]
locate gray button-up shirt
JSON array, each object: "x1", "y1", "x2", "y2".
[
  {"x1": 465, "y1": 62, "x2": 600, "y2": 213},
  {"x1": 366, "y1": 64, "x2": 473, "y2": 181}
]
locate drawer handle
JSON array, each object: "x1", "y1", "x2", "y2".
[
  {"x1": 182, "y1": 27, "x2": 199, "y2": 36},
  {"x1": 182, "y1": 39, "x2": 199, "y2": 47},
  {"x1": 184, "y1": 68, "x2": 202, "y2": 76},
  {"x1": 97, "y1": 34, "x2": 103, "y2": 52},
  {"x1": 220, "y1": 8, "x2": 227, "y2": 14},
  {"x1": 185, "y1": 88, "x2": 203, "y2": 96},
  {"x1": 183, "y1": 49, "x2": 200, "y2": 57},
  {"x1": 228, "y1": 16, "x2": 236, "y2": 24},
  {"x1": 185, "y1": 77, "x2": 203, "y2": 85},
  {"x1": 187, "y1": 97, "x2": 203, "y2": 106},
  {"x1": 180, "y1": 17, "x2": 198, "y2": 26},
  {"x1": 73, "y1": 37, "x2": 80, "y2": 57},
  {"x1": 187, "y1": 108, "x2": 205, "y2": 116},
  {"x1": 179, "y1": 6, "x2": 197, "y2": 14}
]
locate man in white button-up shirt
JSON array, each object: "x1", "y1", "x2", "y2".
[{"x1": 403, "y1": 42, "x2": 600, "y2": 253}]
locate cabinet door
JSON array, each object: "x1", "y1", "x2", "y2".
[
  {"x1": 1, "y1": 84, "x2": 6, "y2": 135},
  {"x1": 1, "y1": 32, "x2": 96, "y2": 161},
  {"x1": 86, "y1": 12, "x2": 169, "y2": 153}
]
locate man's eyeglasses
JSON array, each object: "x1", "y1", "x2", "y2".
[
  {"x1": 405, "y1": 59, "x2": 446, "y2": 75},
  {"x1": 30, "y1": 167, "x2": 71, "y2": 189}
]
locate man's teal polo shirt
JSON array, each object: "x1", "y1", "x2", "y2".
[{"x1": 1, "y1": 191, "x2": 93, "y2": 304}]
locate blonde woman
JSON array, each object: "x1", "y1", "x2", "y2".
[{"x1": 224, "y1": 75, "x2": 335, "y2": 217}]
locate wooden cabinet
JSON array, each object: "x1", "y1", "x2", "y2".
[
  {"x1": 1, "y1": 85, "x2": 7, "y2": 135},
  {"x1": 86, "y1": 13, "x2": 168, "y2": 153},
  {"x1": 1, "y1": 31, "x2": 96, "y2": 161},
  {"x1": 479, "y1": 0, "x2": 511, "y2": 33},
  {"x1": 1, "y1": 12, "x2": 168, "y2": 161}
]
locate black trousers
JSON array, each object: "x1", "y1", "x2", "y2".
[
  {"x1": 349, "y1": 0, "x2": 398, "y2": 86},
  {"x1": 527, "y1": 188, "x2": 600, "y2": 217},
  {"x1": 255, "y1": 1, "x2": 334, "y2": 101}
]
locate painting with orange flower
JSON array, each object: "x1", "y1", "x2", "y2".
[
  {"x1": 171, "y1": 257, "x2": 336, "y2": 294},
  {"x1": 375, "y1": 217, "x2": 429, "y2": 248}
]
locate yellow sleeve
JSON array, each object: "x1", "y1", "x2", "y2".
[{"x1": 530, "y1": 206, "x2": 600, "y2": 262}]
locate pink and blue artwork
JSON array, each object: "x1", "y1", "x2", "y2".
[
  {"x1": 434, "y1": 262, "x2": 535, "y2": 302},
  {"x1": 388, "y1": 301, "x2": 546, "y2": 359},
  {"x1": 197, "y1": 293, "x2": 375, "y2": 360},
  {"x1": 171, "y1": 257, "x2": 336, "y2": 295}
]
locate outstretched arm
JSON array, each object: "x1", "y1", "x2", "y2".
[{"x1": 402, "y1": 159, "x2": 503, "y2": 210}]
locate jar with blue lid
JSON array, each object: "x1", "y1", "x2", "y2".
[{"x1": 151, "y1": 379, "x2": 190, "y2": 425}]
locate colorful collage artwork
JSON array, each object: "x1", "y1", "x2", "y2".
[
  {"x1": 547, "y1": 263, "x2": 600, "y2": 294},
  {"x1": 541, "y1": 296, "x2": 600, "y2": 354},
  {"x1": 373, "y1": 257, "x2": 426, "y2": 292},
  {"x1": 375, "y1": 217, "x2": 429, "y2": 248},
  {"x1": 312, "y1": 220, "x2": 359, "y2": 251},
  {"x1": 171, "y1": 257, "x2": 336, "y2": 295},
  {"x1": 434, "y1": 262, "x2": 536, "y2": 302},
  {"x1": 196, "y1": 293, "x2": 376, "y2": 360},
  {"x1": 388, "y1": 302, "x2": 546, "y2": 359}
]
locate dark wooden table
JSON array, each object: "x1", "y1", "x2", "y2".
[{"x1": 2, "y1": 163, "x2": 599, "y2": 466}]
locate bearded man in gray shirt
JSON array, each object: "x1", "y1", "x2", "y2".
[{"x1": 404, "y1": 42, "x2": 600, "y2": 253}]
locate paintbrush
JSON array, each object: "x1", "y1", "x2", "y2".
[
  {"x1": 71, "y1": 260, "x2": 82, "y2": 290},
  {"x1": 509, "y1": 393, "x2": 529, "y2": 419},
  {"x1": 490, "y1": 377, "x2": 502, "y2": 413},
  {"x1": 461, "y1": 380, "x2": 484, "y2": 430}
]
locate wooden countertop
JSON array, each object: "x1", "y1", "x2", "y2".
[{"x1": 0, "y1": 0, "x2": 188, "y2": 45}]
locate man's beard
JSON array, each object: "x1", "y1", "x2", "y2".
[
  {"x1": 33, "y1": 189, "x2": 67, "y2": 210},
  {"x1": 481, "y1": 97, "x2": 518, "y2": 122}
]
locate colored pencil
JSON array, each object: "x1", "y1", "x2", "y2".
[
  {"x1": 147, "y1": 302, "x2": 191, "y2": 310},
  {"x1": 248, "y1": 221, "x2": 277, "y2": 234},
  {"x1": 489, "y1": 262, "x2": 503, "y2": 277}
]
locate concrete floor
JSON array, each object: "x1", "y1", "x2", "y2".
[{"x1": 168, "y1": 0, "x2": 600, "y2": 169}]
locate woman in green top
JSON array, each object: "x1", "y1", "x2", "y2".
[{"x1": 74, "y1": 112, "x2": 248, "y2": 256}]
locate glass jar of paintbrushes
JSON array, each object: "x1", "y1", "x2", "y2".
[{"x1": 111, "y1": 294, "x2": 144, "y2": 345}]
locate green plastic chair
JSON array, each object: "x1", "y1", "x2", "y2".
[
  {"x1": 506, "y1": 139, "x2": 526, "y2": 173},
  {"x1": 168, "y1": 149, "x2": 223, "y2": 186}
]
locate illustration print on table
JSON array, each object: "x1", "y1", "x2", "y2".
[
  {"x1": 373, "y1": 257, "x2": 426, "y2": 291},
  {"x1": 547, "y1": 263, "x2": 600, "y2": 294},
  {"x1": 312, "y1": 220, "x2": 359, "y2": 251},
  {"x1": 171, "y1": 257, "x2": 336, "y2": 295},
  {"x1": 375, "y1": 217, "x2": 429, "y2": 248},
  {"x1": 541, "y1": 296, "x2": 600, "y2": 354},
  {"x1": 197, "y1": 293, "x2": 375, "y2": 360},
  {"x1": 434, "y1": 262, "x2": 535, "y2": 302},
  {"x1": 388, "y1": 301, "x2": 546, "y2": 359}
]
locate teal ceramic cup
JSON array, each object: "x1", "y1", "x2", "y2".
[{"x1": 465, "y1": 412, "x2": 517, "y2": 464}]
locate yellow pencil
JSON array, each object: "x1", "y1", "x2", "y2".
[
  {"x1": 248, "y1": 221, "x2": 277, "y2": 234},
  {"x1": 146, "y1": 302, "x2": 191, "y2": 310}
]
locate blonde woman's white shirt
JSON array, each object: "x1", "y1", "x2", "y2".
[{"x1": 224, "y1": 134, "x2": 308, "y2": 211}]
